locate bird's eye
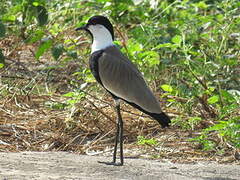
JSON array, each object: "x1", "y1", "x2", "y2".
[{"x1": 90, "y1": 20, "x2": 97, "y2": 25}]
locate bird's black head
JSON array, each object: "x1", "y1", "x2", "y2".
[{"x1": 76, "y1": 15, "x2": 114, "y2": 40}]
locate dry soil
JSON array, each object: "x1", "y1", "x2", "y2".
[{"x1": 0, "y1": 152, "x2": 239, "y2": 180}]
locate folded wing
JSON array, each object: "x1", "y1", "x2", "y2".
[{"x1": 98, "y1": 46, "x2": 162, "y2": 114}]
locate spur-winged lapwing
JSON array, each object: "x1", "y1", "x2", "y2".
[{"x1": 76, "y1": 15, "x2": 170, "y2": 166}]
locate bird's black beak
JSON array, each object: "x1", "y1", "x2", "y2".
[{"x1": 75, "y1": 24, "x2": 88, "y2": 31}]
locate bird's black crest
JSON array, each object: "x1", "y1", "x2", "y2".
[{"x1": 87, "y1": 15, "x2": 114, "y2": 40}]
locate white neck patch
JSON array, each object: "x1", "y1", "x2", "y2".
[{"x1": 88, "y1": 24, "x2": 114, "y2": 53}]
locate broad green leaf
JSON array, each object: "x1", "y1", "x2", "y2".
[
  {"x1": 208, "y1": 87, "x2": 215, "y2": 92},
  {"x1": 137, "y1": 136, "x2": 158, "y2": 145},
  {"x1": 220, "y1": 90, "x2": 236, "y2": 103},
  {"x1": 206, "y1": 122, "x2": 227, "y2": 131},
  {"x1": 49, "y1": 23, "x2": 61, "y2": 35},
  {"x1": 140, "y1": 51, "x2": 160, "y2": 67},
  {"x1": 36, "y1": 5, "x2": 48, "y2": 26},
  {"x1": 207, "y1": 95, "x2": 219, "y2": 104},
  {"x1": 148, "y1": 57, "x2": 159, "y2": 66},
  {"x1": 171, "y1": 35, "x2": 182, "y2": 45},
  {"x1": 51, "y1": 44, "x2": 64, "y2": 60},
  {"x1": 216, "y1": 14, "x2": 224, "y2": 22},
  {"x1": 35, "y1": 39, "x2": 52, "y2": 60},
  {"x1": 0, "y1": 22, "x2": 6, "y2": 38},
  {"x1": 167, "y1": 99, "x2": 176, "y2": 102},
  {"x1": 32, "y1": 2, "x2": 39, "y2": 6},
  {"x1": 127, "y1": 39, "x2": 143, "y2": 55},
  {"x1": 2, "y1": 15, "x2": 16, "y2": 22},
  {"x1": 161, "y1": 84, "x2": 173, "y2": 92},
  {"x1": 63, "y1": 92, "x2": 75, "y2": 97},
  {"x1": 196, "y1": 2, "x2": 208, "y2": 9}
]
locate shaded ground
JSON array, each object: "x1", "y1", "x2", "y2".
[{"x1": 0, "y1": 152, "x2": 239, "y2": 180}]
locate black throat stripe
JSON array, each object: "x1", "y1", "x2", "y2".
[{"x1": 89, "y1": 50, "x2": 104, "y2": 86}]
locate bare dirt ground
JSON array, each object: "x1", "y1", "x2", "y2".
[{"x1": 0, "y1": 151, "x2": 240, "y2": 180}]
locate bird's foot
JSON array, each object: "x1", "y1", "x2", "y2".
[{"x1": 98, "y1": 161, "x2": 123, "y2": 166}]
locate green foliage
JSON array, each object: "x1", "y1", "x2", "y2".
[
  {"x1": 45, "y1": 101, "x2": 68, "y2": 110},
  {"x1": 1, "y1": 0, "x2": 49, "y2": 59},
  {"x1": 1, "y1": 0, "x2": 240, "y2": 150},
  {"x1": 173, "y1": 116, "x2": 202, "y2": 130},
  {"x1": 171, "y1": 35, "x2": 182, "y2": 46},
  {"x1": 207, "y1": 95, "x2": 219, "y2": 104},
  {"x1": 27, "y1": 29, "x2": 45, "y2": 43},
  {"x1": 1, "y1": 0, "x2": 48, "y2": 25},
  {"x1": 35, "y1": 5, "x2": 48, "y2": 26},
  {"x1": 0, "y1": 49, "x2": 5, "y2": 68},
  {"x1": 45, "y1": 90, "x2": 86, "y2": 110},
  {"x1": 137, "y1": 136, "x2": 158, "y2": 146},
  {"x1": 206, "y1": 118, "x2": 240, "y2": 148},
  {"x1": 35, "y1": 39, "x2": 52, "y2": 60},
  {"x1": 63, "y1": 91, "x2": 86, "y2": 107},
  {"x1": 51, "y1": 44, "x2": 64, "y2": 60},
  {"x1": 161, "y1": 84, "x2": 173, "y2": 93},
  {"x1": 191, "y1": 116, "x2": 240, "y2": 150},
  {"x1": 0, "y1": 22, "x2": 6, "y2": 38},
  {"x1": 190, "y1": 134, "x2": 216, "y2": 151}
]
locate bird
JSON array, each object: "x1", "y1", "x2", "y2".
[{"x1": 76, "y1": 15, "x2": 170, "y2": 166}]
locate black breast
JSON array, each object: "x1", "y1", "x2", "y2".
[{"x1": 89, "y1": 50, "x2": 104, "y2": 86}]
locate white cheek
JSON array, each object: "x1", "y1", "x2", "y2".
[
  {"x1": 88, "y1": 25, "x2": 94, "y2": 33},
  {"x1": 88, "y1": 24, "x2": 114, "y2": 53},
  {"x1": 88, "y1": 25, "x2": 101, "y2": 33}
]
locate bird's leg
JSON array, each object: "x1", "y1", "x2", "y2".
[
  {"x1": 112, "y1": 103, "x2": 120, "y2": 163},
  {"x1": 113, "y1": 99, "x2": 124, "y2": 165},
  {"x1": 116, "y1": 101, "x2": 124, "y2": 165},
  {"x1": 98, "y1": 99, "x2": 124, "y2": 166}
]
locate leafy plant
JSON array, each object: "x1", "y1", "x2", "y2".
[
  {"x1": 0, "y1": 49, "x2": 5, "y2": 68},
  {"x1": 173, "y1": 116, "x2": 202, "y2": 130},
  {"x1": 1, "y1": 0, "x2": 49, "y2": 58},
  {"x1": 137, "y1": 136, "x2": 158, "y2": 146},
  {"x1": 0, "y1": 21, "x2": 6, "y2": 68},
  {"x1": 1, "y1": 0, "x2": 239, "y2": 153},
  {"x1": 191, "y1": 116, "x2": 240, "y2": 150},
  {"x1": 63, "y1": 91, "x2": 86, "y2": 107},
  {"x1": 0, "y1": 21, "x2": 6, "y2": 38}
]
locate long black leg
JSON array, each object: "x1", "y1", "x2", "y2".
[
  {"x1": 116, "y1": 104, "x2": 123, "y2": 165},
  {"x1": 98, "y1": 99, "x2": 124, "y2": 166},
  {"x1": 115, "y1": 100, "x2": 123, "y2": 165},
  {"x1": 112, "y1": 108, "x2": 120, "y2": 163}
]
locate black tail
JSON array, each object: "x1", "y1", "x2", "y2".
[
  {"x1": 120, "y1": 98, "x2": 171, "y2": 128},
  {"x1": 148, "y1": 112, "x2": 171, "y2": 128}
]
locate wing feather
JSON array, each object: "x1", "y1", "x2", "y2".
[{"x1": 98, "y1": 46, "x2": 162, "y2": 114}]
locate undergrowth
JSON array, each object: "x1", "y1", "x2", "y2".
[{"x1": 0, "y1": 0, "x2": 239, "y2": 159}]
